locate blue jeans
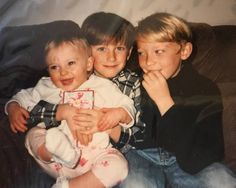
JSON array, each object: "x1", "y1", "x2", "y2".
[
  {"x1": 118, "y1": 148, "x2": 236, "y2": 188},
  {"x1": 116, "y1": 149, "x2": 165, "y2": 188}
]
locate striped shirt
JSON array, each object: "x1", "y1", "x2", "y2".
[{"x1": 110, "y1": 69, "x2": 145, "y2": 153}]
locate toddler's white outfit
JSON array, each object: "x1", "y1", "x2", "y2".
[{"x1": 6, "y1": 74, "x2": 135, "y2": 187}]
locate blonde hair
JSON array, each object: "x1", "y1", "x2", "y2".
[
  {"x1": 45, "y1": 36, "x2": 92, "y2": 60},
  {"x1": 136, "y1": 12, "x2": 192, "y2": 44}
]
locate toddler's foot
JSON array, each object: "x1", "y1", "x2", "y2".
[{"x1": 45, "y1": 128, "x2": 80, "y2": 168}]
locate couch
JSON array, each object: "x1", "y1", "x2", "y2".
[{"x1": 0, "y1": 20, "x2": 235, "y2": 188}]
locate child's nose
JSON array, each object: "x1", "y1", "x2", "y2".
[
  {"x1": 146, "y1": 55, "x2": 154, "y2": 66},
  {"x1": 60, "y1": 68, "x2": 69, "y2": 76},
  {"x1": 108, "y1": 50, "x2": 116, "y2": 62}
]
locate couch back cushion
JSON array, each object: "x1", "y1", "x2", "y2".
[
  {"x1": 189, "y1": 23, "x2": 236, "y2": 170},
  {"x1": 190, "y1": 23, "x2": 236, "y2": 82},
  {"x1": 0, "y1": 20, "x2": 80, "y2": 116}
]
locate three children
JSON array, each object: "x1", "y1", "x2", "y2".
[{"x1": 5, "y1": 11, "x2": 236, "y2": 188}]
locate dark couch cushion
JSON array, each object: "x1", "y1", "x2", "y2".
[
  {"x1": 0, "y1": 20, "x2": 80, "y2": 187},
  {"x1": 0, "y1": 20, "x2": 80, "y2": 117},
  {"x1": 189, "y1": 23, "x2": 236, "y2": 171},
  {"x1": 190, "y1": 23, "x2": 236, "y2": 83},
  {"x1": 0, "y1": 116, "x2": 54, "y2": 188}
]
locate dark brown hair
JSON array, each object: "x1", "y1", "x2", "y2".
[{"x1": 81, "y1": 11, "x2": 135, "y2": 49}]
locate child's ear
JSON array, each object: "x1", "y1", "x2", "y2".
[
  {"x1": 126, "y1": 47, "x2": 133, "y2": 61},
  {"x1": 87, "y1": 56, "x2": 94, "y2": 71},
  {"x1": 181, "y1": 42, "x2": 192, "y2": 60}
]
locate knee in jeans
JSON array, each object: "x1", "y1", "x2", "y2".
[
  {"x1": 200, "y1": 163, "x2": 236, "y2": 188},
  {"x1": 203, "y1": 162, "x2": 233, "y2": 176}
]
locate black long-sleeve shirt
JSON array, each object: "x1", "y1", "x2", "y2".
[{"x1": 131, "y1": 63, "x2": 224, "y2": 174}]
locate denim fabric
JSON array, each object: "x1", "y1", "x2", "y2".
[
  {"x1": 117, "y1": 149, "x2": 165, "y2": 188},
  {"x1": 118, "y1": 148, "x2": 236, "y2": 188},
  {"x1": 136, "y1": 148, "x2": 176, "y2": 166}
]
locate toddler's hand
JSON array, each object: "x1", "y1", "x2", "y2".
[
  {"x1": 72, "y1": 108, "x2": 104, "y2": 134},
  {"x1": 58, "y1": 104, "x2": 84, "y2": 139},
  {"x1": 75, "y1": 131, "x2": 93, "y2": 146}
]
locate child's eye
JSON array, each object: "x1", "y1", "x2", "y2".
[
  {"x1": 155, "y1": 50, "x2": 164, "y2": 54},
  {"x1": 97, "y1": 47, "x2": 106, "y2": 52},
  {"x1": 68, "y1": 61, "x2": 76, "y2": 66},
  {"x1": 48, "y1": 65, "x2": 60, "y2": 71},
  {"x1": 137, "y1": 51, "x2": 144, "y2": 56},
  {"x1": 116, "y1": 46, "x2": 126, "y2": 51}
]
